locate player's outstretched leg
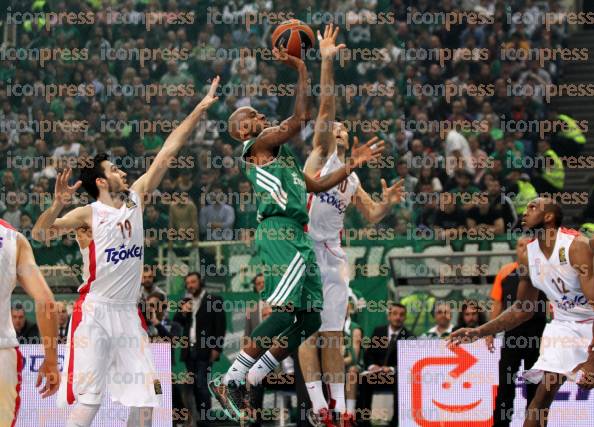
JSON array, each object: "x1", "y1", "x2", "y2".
[
  {"x1": 523, "y1": 372, "x2": 565, "y2": 427},
  {"x1": 208, "y1": 309, "x2": 299, "y2": 421}
]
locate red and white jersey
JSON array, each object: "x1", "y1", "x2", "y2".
[
  {"x1": 527, "y1": 227, "x2": 594, "y2": 322},
  {"x1": 307, "y1": 151, "x2": 360, "y2": 243},
  {"x1": 78, "y1": 190, "x2": 144, "y2": 302},
  {"x1": 0, "y1": 220, "x2": 18, "y2": 349}
]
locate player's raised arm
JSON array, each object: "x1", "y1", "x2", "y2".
[
  {"x1": 131, "y1": 76, "x2": 220, "y2": 199},
  {"x1": 448, "y1": 242, "x2": 539, "y2": 345},
  {"x1": 305, "y1": 136, "x2": 384, "y2": 193},
  {"x1": 252, "y1": 49, "x2": 310, "y2": 150},
  {"x1": 303, "y1": 23, "x2": 345, "y2": 176},
  {"x1": 32, "y1": 168, "x2": 90, "y2": 244},
  {"x1": 16, "y1": 233, "x2": 60, "y2": 398}
]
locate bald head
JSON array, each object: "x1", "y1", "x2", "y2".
[{"x1": 228, "y1": 107, "x2": 268, "y2": 142}]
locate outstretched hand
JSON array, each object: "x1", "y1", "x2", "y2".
[
  {"x1": 381, "y1": 178, "x2": 404, "y2": 205},
  {"x1": 197, "y1": 76, "x2": 220, "y2": 111},
  {"x1": 348, "y1": 136, "x2": 385, "y2": 171},
  {"x1": 54, "y1": 167, "x2": 82, "y2": 207},
  {"x1": 447, "y1": 327, "x2": 482, "y2": 346},
  {"x1": 317, "y1": 23, "x2": 346, "y2": 60}
]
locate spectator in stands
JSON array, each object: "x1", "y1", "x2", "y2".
[
  {"x1": 141, "y1": 265, "x2": 166, "y2": 302},
  {"x1": 146, "y1": 292, "x2": 183, "y2": 342},
  {"x1": 532, "y1": 140, "x2": 565, "y2": 195},
  {"x1": 358, "y1": 302, "x2": 413, "y2": 427},
  {"x1": 488, "y1": 239, "x2": 547, "y2": 427},
  {"x1": 56, "y1": 301, "x2": 70, "y2": 344},
  {"x1": 394, "y1": 159, "x2": 418, "y2": 194},
  {"x1": 453, "y1": 300, "x2": 487, "y2": 331},
  {"x1": 422, "y1": 301, "x2": 453, "y2": 338},
  {"x1": 144, "y1": 204, "x2": 169, "y2": 248},
  {"x1": 466, "y1": 193, "x2": 506, "y2": 236},
  {"x1": 433, "y1": 193, "x2": 465, "y2": 240},
  {"x1": 11, "y1": 303, "x2": 39, "y2": 344},
  {"x1": 3, "y1": 192, "x2": 22, "y2": 228},
  {"x1": 199, "y1": 184, "x2": 235, "y2": 241},
  {"x1": 169, "y1": 193, "x2": 199, "y2": 243},
  {"x1": 174, "y1": 272, "x2": 226, "y2": 427}
]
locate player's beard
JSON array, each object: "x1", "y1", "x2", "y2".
[{"x1": 525, "y1": 219, "x2": 546, "y2": 239}]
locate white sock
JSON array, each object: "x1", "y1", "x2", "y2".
[
  {"x1": 247, "y1": 351, "x2": 279, "y2": 385},
  {"x1": 305, "y1": 380, "x2": 328, "y2": 413},
  {"x1": 66, "y1": 403, "x2": 100, "y2": 427},
  {"x1": 329, "y1": 383, "x2": 345, "y2": 413},
  {"x1": 347, "y1": 398, "x2": 356, "y2": 415},
  {"x1": 224, "y1": 351, "x2": 256, "y2": 385},
  {"x1": 127, "y1": 407, "x2": 153, "y2": 427}
]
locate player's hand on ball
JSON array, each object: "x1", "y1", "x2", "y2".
[
  {"x1": 447, "y1": 327, "x2": 482, "y2": 346},
  {"x1": 317, "y1": 23, "x2": 346, "y2": 60},
  {"x1": 272, "y1": 46, "x2": 305, "y2": 70},
  {"x1": 382, "y1": 178, "x2": 405, "y2": 205},
  {"x1": 197, "y1": 75, "x2": 220, "y2": 111},
  {"x1": 349, "y1": 136, "x2": 384, "y2": 170},
  {"x1": 37, "y1": 359, "x2": 60, "y2": 398},
  {"x1": 54, "y1": 167, "x2": 82, "y2": 207}
]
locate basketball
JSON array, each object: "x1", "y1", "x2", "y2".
[{"x1": 271, "y1": 19, "x2": 315, "y2": 59}]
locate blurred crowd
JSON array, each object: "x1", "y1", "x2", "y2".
[{"x1": 0, "y1": 0, "x2": 585, "y2": 256}]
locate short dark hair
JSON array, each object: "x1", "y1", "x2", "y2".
[
  {"x1": 11, "y1": 302, "x2": 24, "y2": 311},
  {"x1": 80, "y1": 152, "x2": 109, "y2": 200},
  {"x1": 147, "y1": 291, "x2": 166, "y2": 302},
  {"x1": 185, "y1": 271, "x2": 201, "y2": 282},
  {"x1": 388, "y1": 301, "x2": 406, "y2": 312}
]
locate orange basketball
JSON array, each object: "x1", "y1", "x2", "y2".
[{"x1": 271, "y1": 19, "x2": 315, "y2": 59}]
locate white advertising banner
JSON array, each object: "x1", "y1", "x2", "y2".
[
  {"x1": 398, "y1": 339, "x2": 594, "y2": 426},
  {"x1": 15, "y1": 344, "x2": 173, "y2": 426}
]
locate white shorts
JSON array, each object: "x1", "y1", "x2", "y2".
[
  {"x1": 314, "y1": 241, "x2": 349, "y2": 332},
  {"x1": 57, "y1": 294, "x2": 160, "y2": 408},
  {"x1": 0, "y1": 347, "x2": 22, "y2": 427},
  {"x1": 523, "y1": 319, "x2": 593, "y2": 384}
]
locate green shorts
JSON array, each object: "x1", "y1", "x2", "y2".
[{"x1": 255, "y1": 216, "x2": 323, "y2": 311}]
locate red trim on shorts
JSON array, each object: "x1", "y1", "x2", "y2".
[
  {"x1": 324, "y1": 242, "x2": 341, "y2": 258},
  {"x1": 0, "y1": 219, "x2": 16, "y2": 231},
  {"x1": 67, "y1": 241, "x2": 96, "y2": 404},
  {"x1": 138, "y1": 307, "x2": 148, "y2": 331},
  {"x1": 11, "y1": 347, "x2": 23, "y2": 427},
  {"x1": 560, "y1": 227, "x2": 580, "y2": 236}
]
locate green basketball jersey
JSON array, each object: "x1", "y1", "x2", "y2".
[{"x1": 240, "y1": 139, "x2": 309, "y2": 226}]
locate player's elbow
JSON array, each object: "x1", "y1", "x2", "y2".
[
  {"x1": 31, "y1": 226, "x2": 46, "y2": 242},
  {"x1": 517, "y1": 309, "x2": 534, "y2": 322}
]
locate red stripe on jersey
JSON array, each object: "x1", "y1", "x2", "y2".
[
  {"x1": 560, "y1": 227, "x2": 580, "y2": 236},
  {"x1": 11, "y1": 346, "x2": 23, "y2": 427},
  {"x1": 67, "y1": 241, "x2": 96, "y2": 404},
  {"x1": 304, "y1": 171, "x2": 322, "y2": 232},
  {"x1": 0, "y1": 219, "x2": 16, "y2": 231}
]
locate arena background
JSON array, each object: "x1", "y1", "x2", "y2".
[{"x1": 2, "y1": 0, "x2": 594, "y2": 425}]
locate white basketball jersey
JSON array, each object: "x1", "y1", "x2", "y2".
[
  {"x1": 78, "y1": 190, "x2": 144, "y2": 302},
  {"x1": 0, "y1": 220, "x2": 18, "y2": 349},
  {"x1": 527, "y1": 227, "x2": 594, "y2": 322},
  {"x1": 307, "y1": 151, "x2": 360, "y2": 243}
]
